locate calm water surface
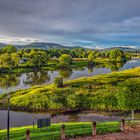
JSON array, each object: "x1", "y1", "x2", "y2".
[
  {"x1": 0, "y1": 110, "x2": 139, "y2": 129},
  {"x1": 0, "y1": 59, "x2": 140, "y2": 94}
]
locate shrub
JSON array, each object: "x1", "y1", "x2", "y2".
[{"x1": 54, "y1": 77, "x2": 63, "y2": 87}]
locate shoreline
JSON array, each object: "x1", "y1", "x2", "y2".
[
  {"x1": 0, "y1": 59, "x2": 127, "y2": 74},
  {"x1": 0, "y1": 108, "x2": 139, "y2": 114}
]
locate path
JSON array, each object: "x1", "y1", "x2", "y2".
[{"x1": 69, "y1": 132, "x2": 140, "y2": 140}]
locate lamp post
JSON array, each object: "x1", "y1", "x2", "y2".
[{"x1": 7, "y1": 93, "x2": 10, "y2": 140}]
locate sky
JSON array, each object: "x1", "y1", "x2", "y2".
[{"x1": 0, "y1": 0, "x2": 140, "y2": 48}]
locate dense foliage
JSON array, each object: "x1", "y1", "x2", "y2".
[
  {"x1": 0, "y1": 67, "x2": 140, "y2": 111},
  {"x1": 0, "y1": 45, "x2": 130, "y2": 71},
  {"x1": 58, "y1": 54, "x2": 73, "y2": 67},
  {"x1": 0, "y1": 53, "x2": 20, "y2": 69},
  {"x1": 54, "y1": 77, "x2": 63, "y2": 87}
]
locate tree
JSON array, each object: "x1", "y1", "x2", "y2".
[
  {"x1": 18, "y1": 49, "x2": 24, "y2": 58},
  {"x1": 11, "y1": 53, "x2": 20, "y2": 67},
  {"x1": 109, "y1": 50, "x2": 118, "y2": 59},
  {"x1": 2, "y1": 45, "x2": 17, "y2": 53},
  {"x1": 116, "y1": 56, "x2": 123, "y2": 62},
  {"x1": 87, "y1": 52, "x2": 95, "y2": 64},
  {"x1": 59, "y1": 54, "x2": 73, "y2": 67},
  {"x1": 0, "y1": 53, "x2": 13, "y2": 68},
  {"x1": 27, "y1": 50, "x2": 49, "y2": 68},
  {"x1": 0, "y1": 53, "x2": 20, "y2": 69},
  {"x1": 109, "y1": 49, "x2": 126, "y2": 61},
  {"x1": 54, "y1": 77, "x2": 63, "y2": 87},
  {"x1": 116, "y1": 79, "x2": 140, "y2": 110},
  {"x1": 95, "y1": 51, "x2": 100, "y2": 58}
]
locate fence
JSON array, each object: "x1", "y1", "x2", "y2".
[{"x1": 0, "y1": 119, "x2": 140, "y2": 140}]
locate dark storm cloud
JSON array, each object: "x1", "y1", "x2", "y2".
[{"x1": 0, "y1": 0, "x2": 140, "y2": 47}]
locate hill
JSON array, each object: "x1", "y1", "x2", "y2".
[
  {"x1": 0, "y1": 43, "x2": 5, "y2": 48},
  {"x1": 102, "y1": 47, "x2": 140, "y2": 52},
  {"x1": 18, "y1": 42, "x2": 82, "y2": 50},
  {"x1": 0, "y1": 42, "x2": 140, "y2": 52}
]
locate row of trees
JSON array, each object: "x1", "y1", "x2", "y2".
[
  {"x1": 87, "y1": 49, "x2": 128, "y2": 63},
  {"x1": 0, "y1": 45, "x2": 129, "y2": 69},
  {"x1": 47, "y1": 48, "x2": 129, "y2": 61},
  {"x1": 0, "y1": 53, "x2": 20, "y2": 69}
]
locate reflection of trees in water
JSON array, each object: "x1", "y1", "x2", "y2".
[
  {"x1": 0, "y1": 74, "x2": 20, "y2": 89},
  {"x1": 106, "y1": 62, "x2": 125, "y2": 71},
  {"x1": 24, "y1": 70, "x2": 50, "y2": 85},
  {"x1": 95, "y1": 61, "x2": 125, "y2": 71},
  {"x1": 87, "y1": 65, "x2": 94, "y2": 73},
  {"x1": 59, "y1": 69, "x2": 73, "y2": 79},
  {"x1": 74, "y1": 67, "x2": 85, "y2": 71}
]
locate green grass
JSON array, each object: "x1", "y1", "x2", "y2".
[
  {"x1": 0, "y1": 122, "x2": 121, "y2": 140},
  {"x1": 0, "y1": 67, "x2": 140, "y2": 111}
]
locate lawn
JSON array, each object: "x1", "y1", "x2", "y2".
[{"x1": 0, "y1": 121, "x2": 121, "y2": 140}]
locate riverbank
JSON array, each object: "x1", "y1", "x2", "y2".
[
  {"x1": 0, "y1": 60, "x2": 88, "y2": 74},
  {"x1": 0, "y1": 121, "x2": 120, "y2": 140},
  {"x1": 0, "y1": 58, "x2": 126, "y2": 74},
  {"x1": 0, "y1": 67, "x2": 140, "y2": 112}
]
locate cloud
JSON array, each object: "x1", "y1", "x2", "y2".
[
  {"x1": 0, "y1": 0, "x2": 140, "y2": 47},
  {"x1": 95, "y1": 46, "x2": 104, "y2": 50},
  {"x1": 0, "y1": 37, "x2": 39, "y2": 45},
  {"x1": 117, "y1": 46, "x2": 138, "y2": 49},
  {"x1": 84, "y1": 45, "x2": 103, "y2": 50}
]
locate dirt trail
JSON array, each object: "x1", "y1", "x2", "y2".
[{"x1": 69, "y1": 132, "x2": 140, "y2": 140}]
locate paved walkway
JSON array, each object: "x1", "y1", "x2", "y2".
[{"x1": 69, "y1": 132, "x2": 140, "y2": 140}]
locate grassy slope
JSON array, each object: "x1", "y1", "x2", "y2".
[
  {"x1": 0, "y1": 122, "x2": 120, "y2": 140},
  {"x1": 0, "y1": 67, "x2": 140, "y2": 111}
]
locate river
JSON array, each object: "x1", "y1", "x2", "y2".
[
  {"x1": 0, "y1": 110, "x2": 140, "y2": 129},
  {"x1": 0, "y1": 59, "x2": 140, "y2": 94},
  {"x1": 0, "y1": 59, "x2": 140, "y2": 129}
]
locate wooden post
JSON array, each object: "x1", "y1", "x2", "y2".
[
  {"x1": 131, "y1": 110, "x2": 134, "y2": 120},
  {"x1": 26, "y1": 129, "x2": 30, "y2": 140},
  {"x1": 92, "y1": 121, "x2": 97, "y2": 136},
  {"x1": 61, "y1": 124, "x2": 65, "y2": 140},
  {"x1": 33, "y1": 121, "x2": 34, "y2": 133},
  {"x1": 121, "y1": 119, "x2": 125, "y2": 132}
]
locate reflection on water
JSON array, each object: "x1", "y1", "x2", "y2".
[
  {"x1": 0, "y1": 59, "x2": 140, "y2": 94},
  {"x1": 0, "y1": 74, "x2": 20, "y2": 89},
  {"x1": 0, "y1": 110, "x2": 139, "y2": 129},
  {"x1": 24, "y1": 71, "x2": 50, "y2": 85}
]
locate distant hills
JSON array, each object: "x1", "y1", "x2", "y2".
[
  {"x1": 0, "y1": 43, "x2": 5, "y2": 48},
  {"x1": 101, "y1": 47, "x2": 140, "y2": 52},
  {"x1": 0, "y1": 42, "x2": 82, "y2": 50},
  {"x1": 17, "y1": 42, "x2": 82, "y2": 50},
  {"x1": 0, "y1": 42, "x2": 139, "y2": 52}
]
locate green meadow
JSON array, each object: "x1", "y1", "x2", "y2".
[
  {"x1": 0, "y1": 122, "x2": 120, "y2": 140},
  {"x1": 0, "y1": 67, "x2": 140, "y2": 111}
]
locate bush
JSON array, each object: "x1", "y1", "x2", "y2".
[{"x1": 54, "y1": 77, "x2": 63, "y2": 87}]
